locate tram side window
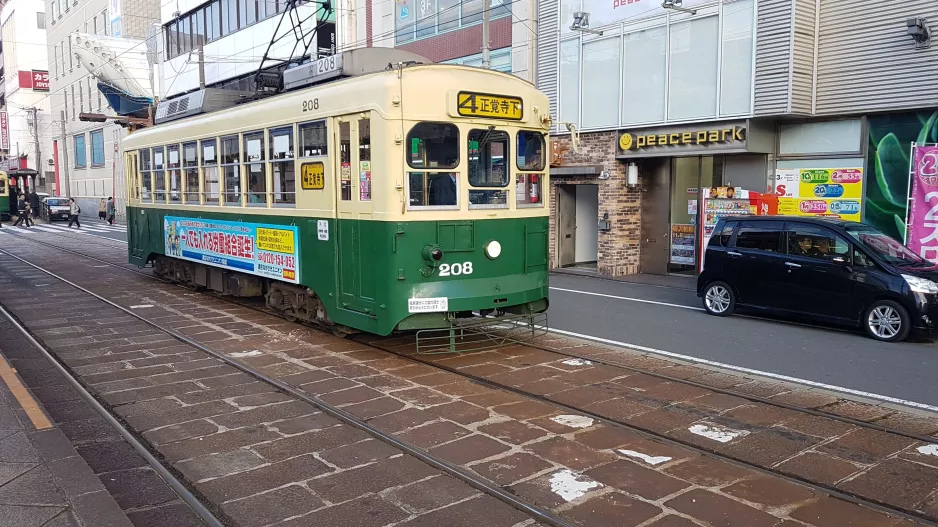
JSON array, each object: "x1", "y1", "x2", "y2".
[
  {"x1": 244, "y1": 131, "x2": 266, "y2": 206},
  {"x1": 406, "y1": 123, "x2": 459, "y2": 208},
  {"x1": 221, "y1": 135, "x2": 241, "y2": 205},
  {"x1": 269, "y1": 126, "x2": 295, "y2": 206},
  {"x1": 201, "y1": 140, "x2": 220, "y2": 205},
  {"x1": 153, "y1": 146, "x2": 166, "y2": 202},
  {"x1": 299, "y1": 121, "x2": 327, "y2": 157},
  {"x1": 139, "y1": 149, "x2": 152, "y2": 202},
  {"x1": 167, "y1": 145, "x2": 182, "y2": 202},
  {"x1": 516, "y1": 130, "x2": 545, "y2": 207},
  {"x1": 183, "y1": 142, "x2": 199, "y2": 204},
  {"x1": 467, "y1": 129, "x2": 509, "y2": 208}
]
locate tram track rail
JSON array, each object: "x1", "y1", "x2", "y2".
[
  {"x1": 4, "y1": 229, "x2": 938, "y2": 526},
  {"x1": 0, "y1": 242, "x2": 578, "y2": 527}
]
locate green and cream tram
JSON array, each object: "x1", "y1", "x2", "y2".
[{"x1": 124, "y1": 49, "x2": 551, "y2": 336}]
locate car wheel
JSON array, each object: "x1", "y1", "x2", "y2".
[
  {"x1": 864, "y1": 300, "x2": 910, "y2": 342},
  {"x1": 703, "y1": 281, "x2": 736, "y2": 317}
]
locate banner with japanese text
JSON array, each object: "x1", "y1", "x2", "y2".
[
  {"x1": 164, "y1": 217, "x2": 300, "y2": 283},
  {"x1": 906, "y1": 146, "x2": 938, "y2": 262}
]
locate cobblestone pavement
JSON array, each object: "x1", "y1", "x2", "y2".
[
  {"x1": 0, "y1": 231, "x2": 937, "y2": 527},
  {"x1": 0, "y1": 334, "x2": 134, "y2": 527}
]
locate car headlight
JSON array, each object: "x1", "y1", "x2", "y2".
[
  {"x1": 902, "y1": 274, "x2": 938, "y2": 294},
  {"x1": 485, "y1": 240, "x2": 502, "y2": 259}
]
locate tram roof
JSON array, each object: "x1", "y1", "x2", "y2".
[{"x1": 124, "y1": 62, "x2": 545, "y2": 151}]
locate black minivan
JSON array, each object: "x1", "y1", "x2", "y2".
[{"x1": 697, "y1": 216, "x2": 938, "y2": 342}]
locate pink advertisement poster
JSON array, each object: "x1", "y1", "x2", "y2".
[{"x1": 907, "y1": 145, "x2": 938, "y2": 262}]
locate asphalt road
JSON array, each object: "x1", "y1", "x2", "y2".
[{"x1": 548, "y1": 273, "x2": 938, "y2": 408}]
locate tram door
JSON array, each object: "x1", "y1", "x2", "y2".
[{"x1": 334, "y1": 114, "x2": 377, "y2": 317}]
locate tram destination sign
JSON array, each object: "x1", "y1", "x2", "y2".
[
  {"x1": 457, "y1": 91, "x2": 523, "y2": 120},
  {"x1": 301, "y1": 162, "x2": 325, "y2": 190}
]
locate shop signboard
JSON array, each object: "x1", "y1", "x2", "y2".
[
  {"x1": 163, "y1": 217, "x2": 300, "y2": 283},
  {"x1": 775, "y1": 168, "x2": 864, "y2": 222},
  {"x1": 0, "y1": 111, "x2": 8, "y2": 150},
  {"x1": 614, "y1": 119, "x2": 778, "y2": 159},
  {"x1": 905, "y1": 145, "x2": 938, "y2": 262}
]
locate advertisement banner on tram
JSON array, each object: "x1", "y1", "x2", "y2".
[{"x1": 163, "y1": 216, "x2": 300, "y2": 283}]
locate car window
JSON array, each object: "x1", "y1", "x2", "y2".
[
  {"x1": 715, "y1": 221, "x2": 735, "y2": 247},
  {"x1": 786, "y1": 223, "x2": 850, "y2": 262},
  {"x1": 734, "y1": 221, "x2": 783, "y2": 252},
  {"x1": 854, "y1": 248, "x2": 875, "y2": 268}
]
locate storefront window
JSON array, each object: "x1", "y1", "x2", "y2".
[
  {"x1": 720, "y1": 0, "x2": 754, "y2": 116},
  {"x1": 559, "y1": 39, "x2": 580, "y2": 125},
  {"x1": 622, "y1": 26, "x2": 667, "y2": 125},
  {"x1": 779, "y1": 120, "x2": 862, "y2": 155},
  {"x1": 582, "y1": 37, "x2": 620, "y2": 128},
  {"x1": 668, "y1": 15, "x2": 719, "y2": 120},
  {"x1": 395, "y1": 0, "x2": 511, "y2": 45}
]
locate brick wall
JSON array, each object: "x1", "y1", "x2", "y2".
[
  {"x1": 397, "y1": 17, "x2": 511, "y2": 63},
  {"x1": 550, "y1": 131, "x2": 642, "y2": 277}
]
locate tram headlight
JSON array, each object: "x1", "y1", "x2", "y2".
[
  {"x1": 485, "y1": 240, "x2": 502, "y2": 259},
  {"x1": 423, "y1": 245, "x2": 444, "y2": 261}
]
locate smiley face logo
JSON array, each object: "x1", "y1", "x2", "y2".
[{"x1": 619, "y1": 133, "x2": 634, "y2": 150}]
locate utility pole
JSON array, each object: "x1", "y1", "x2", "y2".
[
  {"x1": 481, "y1": 0, "x2": 491, "y2": 69},
  {"x1": 29, "y1": 107, "x2": 41, "y2": 187},
  {"x1": 59, "y1": 111, "x2": 71, "y2": 198}
]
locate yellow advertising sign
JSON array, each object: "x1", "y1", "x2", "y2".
[
  {"x1": 457, "y1": 92, "x2": 523, "y2": 120},
  {"x1": 301, "y1": 162, "x2": 325, "y2": 190},
  {"x1": 778, "y1": 197, "x2": 862, "y2": 222},
  {"x1": 256, "y1": 228, "x2": 296, "y2": 254},
  {"x1": 775, "y1": 168, "x2": 864, "y2": 222}
]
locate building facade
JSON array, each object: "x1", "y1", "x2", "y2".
[
  {"x1": 1, "y1": 0, "x2": 52, "y2": 191},
  {"x1": 538, "y1": 0, "x2": 938, "y2": 277},
  {"x1": 44, "y1": 0, "x2": 158, "y2": 216}
]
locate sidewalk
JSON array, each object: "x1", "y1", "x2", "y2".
[
  {"x1": 552, "y1": 266, "x2": 697, "y2": 291},
  {"x1": 0, "y1": 350, "x2": 131, "y2": 527}
]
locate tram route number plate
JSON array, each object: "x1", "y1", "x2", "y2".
[
  {"x1": 408, "y1": 297, "x2": 449, "y2": 313},
  {"x1": 301, "y1": 162, "x2": 325, "y2": 190},
  {"x1": 457, "y1": 91, "x2": 523, "y2": 120}
]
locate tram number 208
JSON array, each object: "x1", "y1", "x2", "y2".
[
  {"x1": 302, "y1": 99, "x2": 320, "y2": 112},
  {"x1": 439, "y1": 262, "x2": 473, "y2": 277}
]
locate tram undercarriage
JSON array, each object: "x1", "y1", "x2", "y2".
[{"x1": 151, "y1": 256, "x2": 346, "y2": 333}]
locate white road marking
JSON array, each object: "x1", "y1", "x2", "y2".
[
  {"x1": 918, "y1": 444, "x2": 938, "y2": 456},
  {"x1": 93, "y1": 265, "x2": 110, "y2": 268},
  {"x1": 617, "y1": 449, "x2": 673, "y2": 465},
  {"x1": 538, "y1": 326, "x2": 938, "y2": 413},
  {"x1": 689, "y1": 423, "x2": 750, "y2": 443},
  {"x1": 129, "y1": 304, "x2": 154, "y2": 309},
  {"x1": 550, "y1": 415, "x2": 595, "y2": 429},
  {"x1": 550, "y1": 287, "x2": 703, "y2": 311},
  {"x1": 561, "y1": 358, "x2": 592, "y2": 366},
  {"x1": 228, "y1": 350, "x2": 263, "y2": 358},
  {"x1": 548, "y1": 469, "x2": 602, "y2": 501}
]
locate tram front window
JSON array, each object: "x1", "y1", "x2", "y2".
[
  {"x1": 468, "y1": 128, "x2": 509, "y2": 208},
  {"x1": 406, "y1": 122, "x2": 459, "y2": 208}
]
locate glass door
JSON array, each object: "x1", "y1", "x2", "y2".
[{"x1": 669, "y1": 156, "x2": 723, "y2": 275}]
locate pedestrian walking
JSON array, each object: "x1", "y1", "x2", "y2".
[
  {"x1": 12, "y1": 195, "x2": 33, "y2": 227},
  {"x1": 68, "y1": 198, "x2": 81, "y2": 229},
  {"x1": 28, "y1": 190, "x2": 40, "y2": 218},
  {"x1": 98, "y1": 198, "x2": 106, "y2": 220},
  {"x1": 106, "y1": 197, "x2": 116, "y2": 225}
]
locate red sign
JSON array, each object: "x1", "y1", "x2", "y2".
[
  {"x1": 17, "y1": 70, "x2": 49, "y2": 91},
  {"x1": 32, "y1": 71, "x2": 50, "y2": 91},
  {"x1": 0, "y1": 111, "x2": 8, "y2": 151}
]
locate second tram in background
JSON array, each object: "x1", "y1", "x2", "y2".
[{"x1": 123, "y1": 48, "x2": 551, "y2": 336}]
